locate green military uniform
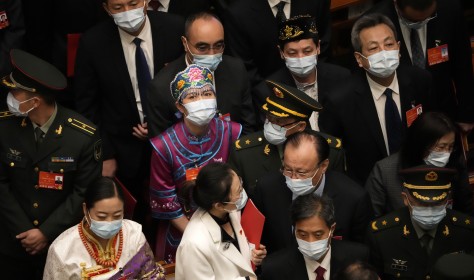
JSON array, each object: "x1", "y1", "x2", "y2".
[
  {"x1": 228, "y1": 130, "x2": 345, "y2": 195},
  {"x1": 0, "y1": 49, "x2": 102, "y2": 278},
  {"x1": 367, "y1": 166, "x2": 474, "y2": 279}
]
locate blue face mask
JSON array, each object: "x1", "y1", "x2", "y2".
[
  {"x1": 408, "y1": 200, "x2": 447, "y2": 230},
  {"x1": 185, "y1": 41, "x2": 223, "y2": 71},
  {"x1": 88, "y1": 212, "x2": 123, "y2": 239}
]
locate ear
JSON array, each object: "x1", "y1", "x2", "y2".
[
  {"x1": 181, "y1": 36, "x2": 188, "y2": 51},
  {"x1": 316, "y1": 40, "x2": 321, "y2": 55},
  {"x1": 320, "y1": 158, "x2": 330, "y2": 174},
  {"x1": 176, "y1": 101, "x2": 187, "y2": 115},
  {"x1": 354, "y1": 52, "x2": 364, "y2": 68},
  {"x1": 82, "y1": 202, "x2": 88, "y2": 220},
  {"x1": 278, "y1": 45, "x2": 285, "y2": 60},
  {"x1": 296, "y1": 121, "x2": 306, "y2": 132},
  {"x1": 330, "y1": 223, "x2": 336, "y2": 233},
  {"x1": 401, "y1": 191, "x2": 409, "y2": 207}
]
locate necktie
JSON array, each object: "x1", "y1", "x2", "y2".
[
  {"x1": 420, "y1": 233, "x2": 432, "y2": 256},
  {"x1": 384, "y1": 88, "x2": 402, "y2": 155},
  {"x1": 410, "y1": 29, "x2": 425, "y2": 69},
  {"x1": 35, "y1": 127, "x2": 45, "y2": 149},
  {"x1": 133, "y1": 37, "x2": 151, "y2": 119},
  {"x1": 275, "y1": 1, "x2": 287, "y2": 22},
  {"x1": 148, "y1": 0, "x2": 162, "y2": 11},
  {"x1": 315, "y1": 266, "x2": 326, "y2": 280}
]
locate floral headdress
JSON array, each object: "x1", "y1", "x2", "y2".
[{"x1": 170, "y1": 64, "x2": 215, "y2": 102}]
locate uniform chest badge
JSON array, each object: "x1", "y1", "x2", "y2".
[
  {"x1": 7, "y1": 148, "x2": 22, "y2": 161},
  {"x1": 391, "y1": 259, "x2": 408, "y2": 271}
]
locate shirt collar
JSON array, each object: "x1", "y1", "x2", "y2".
[
  {"x1": 366, "y1": 71, "x2": 400, "y2": 101},
  {"x1": 158, "y1": 0, "x2": 170, "y2": 10},
  {"x1": 268, "y1": 0, "x2": 291, "y2": 8},
  {"x1": 118, "y1": 15, "x2": 151, "y2": 45},
  {"x1": 32, "y1": 103, "x2": 58, "y2": 134},
  {"x1": 302, "y1": 246, "x2": 332, "y2": 276}
]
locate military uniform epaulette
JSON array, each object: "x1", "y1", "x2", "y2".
[
  {"x1": 448, "y1": 211, "x2": 474, "y2": 230},
  {"x1": 234, "y1": 132, "x2": 265, "y2": 151},
  {"x1": 371, "y1": 212, "x2": 403, "y2": 233},
  {"x1": 0, "y1": 111, "x2": 14, "y2": 119},
  {"x1": 65, "y1": 117, "x2": 96, "y2": 136},
  {"x1": 317, "y1": 131, "x2": 342, "y2": 149}
]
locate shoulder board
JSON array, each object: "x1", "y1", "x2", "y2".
[
  {"x1": 371, "y1": 212, "x2": 402, "y2": 233},
  {"x1": 65, "y1": 117, "x2": 96, "y2": 136},
  {"x1": 317, "y1": 132, "x2": 342, "y2": 149},
  {"x1": 449, "y1": 211, "x2": 474, "y2": 230},
  {"x1": 234, "y1": 132, "x2": 265, "y2": 151},
  {"x1": 0, "y1": 111, "x2": 14, "y2": 119}
]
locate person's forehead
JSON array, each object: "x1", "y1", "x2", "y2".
[
  {"x1": 106, "y1": 0, "x2": 140, "y2": 6},
  {"x1": 188, "y1": 18, "x2": 224, "y2": 39},
  {"x1": 283, "y1": 142, "x2": 318, "y2": 163},
  {"x1": 284, "y1": 38, "x2": 317, "y2": 50},
  {"x1": 295, "y1": 215, "x2": 328, "y2": 231},
  {"x1": 359, "y1": 24, "x2": 395, "y2": 45}
]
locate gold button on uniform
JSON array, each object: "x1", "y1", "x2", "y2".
[
  {"x1": 33, "y1": 203, "x2": 39, "y2": 208},
  {"x1": 34, "y1": 167, "x2": 39, "y2": 172},
  {"x1": 10, "y1": 162, "x2": 14, "y2": 167},
  {"x1": 60, "y1": 169, "x2": 64, "y2": 173},
  {"x1": 33, "y1": 220, "x2": 39, "y2": 226},
  {"x1": 34, "y1": 184, "x2": 39, "y2": 189},
  {"x1": 426, "y1": 276, "x2": 431, "y2": 279}
]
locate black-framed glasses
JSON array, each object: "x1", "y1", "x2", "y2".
[{"x1": 280, "y1": 165, "x2": 319, "y2": 180}]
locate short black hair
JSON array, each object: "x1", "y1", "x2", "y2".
[
  {"x1": 283, "y1": 130, "x2": 330, "y2": 164},
  {"x1": 84, "y1": 177, "x2": 124, "y2": 209},
  {"x1": 278, "y1": 37, "x2": 320, "y2": 52},
  {"x1": 184, "y1": 10, "x2": 222, "y2": 39},
  {"x1": 351, "y1": 13, "x2": 398, "y2": 53},
  {"x1": 400, "y1": 112, "x2": 457, "y2": 168},
  {"x1": 186, "y1": 162, "x2": 234, "y2": 211},
  {"x1": 291, "y1": 194, "x2": 335, "y2": 227},
  {"x1": 396, "y1": 0, "x2": 435, "y2": 11},
  {"x1": 336, "y1": 261, "x2": 380, "y2": 280}
]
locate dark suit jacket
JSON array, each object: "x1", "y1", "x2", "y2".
[
  {"x1": 319, "y1": 66, "x2": 435, "y2": 185},
  {"x1": 367, "y1": 0, "x2": 474, "y2": 122},
  {"x1": 367, "y1": 207, "x2": 474, "y2": 279},
  {"x1": 167, "y1": 0, "x2": 211, "y2": 18},
  {"x1": 253, "y1": 62, "x2": 351, "y2": 124},
  {"x1": 223, "y1": 0, "x2": 331, "y2": 86},
  {"x1": 147, "y1": 54, "x2": 256, "y2": 137},
  {"x1": 260, "y1": 239, "x2": 370, "y2": 280},
  {"x1": 74, "y1": 13, "x2": 184, "y2": 179},
  {"x1": 0, "y1": 106, "x2": 101, "y2": 258},
  {"x1": 253, "y1": 170, "x2": 373, "y2": 255}
]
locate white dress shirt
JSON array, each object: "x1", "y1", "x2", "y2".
[
  {"x1": 147, "y1": 0, "x2": 170, "y2": 12},
  {"x1": 118, "y1": 16, "x2": 154, "y2": 123},
  {"x1": 367, "y1": 72, "x2": 401, "y2": 155},
  {"x1": 303, "y1": 246, "x2": 332, "y2": 280},
  {"x1": 295, "y1": 72, "x2": 319, "y2": 131},
  {"x1": 268, "y1": 0, "x2": 291, "y2": 19}
]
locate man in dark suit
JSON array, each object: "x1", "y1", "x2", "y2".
[
  {"x1": 320, "y1": 13, "x2": 436, "y2": 185},
  {"x1": 147, "y1": 0, "x2": 211, "y2": 18},
  {"x1": 260, "y1": 194, "x2": 369, "y2": 280},
  {"x1": 0, "y1": 49, "x2": 101, "y2": 279},
  {"x1": 253, "y1": 15, "x2": 350, "y2": 129},
  {"x1": 229, "y1": 81, "x2": 345, "y2": 197},
  {"x1": 253, "y1": 130, "x2": 372, "y2": 255},
  {"x1": 147, "y1": 11, "x2": 256, "y2": 137},
  {"x1": 367, "y1": 0, "x2": 474, "y2": 130},
  {"x1": 74, "y1": 0, "x2": 184, "y2": 225},
  {"x1": 367, "y1": 165, "x2": 474, "y2": 279},
  {"x1": 223, "y1": 0, "x2": 331, "y2": 86}
]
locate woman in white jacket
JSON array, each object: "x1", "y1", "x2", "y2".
[{"x1": 176, "y1": 162, "x2": 266, "y2": 280}]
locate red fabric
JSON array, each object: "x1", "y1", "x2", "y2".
[{"x1": 315, "y1": 266, "x2": 326, "y2": 280}]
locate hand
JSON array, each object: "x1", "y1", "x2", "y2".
[
  {"x1": 102, "y1": 158, "x2": 117, "y2": 177},
  {"x1": 251, "y1": 244, "x2": 267, "y2": 266},
  {"x1": 457, "y1": 122, "x2": 474, "y2": 134},
  {"x1": 16, "y1": 229, "x2": 48, "y2": 255},
  {"x1": 132, "y1": 122, "x2": 148, "y2": 140}
]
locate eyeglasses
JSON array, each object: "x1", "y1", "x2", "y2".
[
  {"x1": 190, "y1": 41, "x2": 225, "y2": 53},
  {"x1": 265, "y1": 118, "x2": 300, "y2": 132},
  {"x1": 280, "y1": 165, "x2": 319, "y2": 180},
  {"x1": 223, "y1": 177, "x2": 243, "y2": 204}
]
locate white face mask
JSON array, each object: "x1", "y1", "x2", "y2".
[
  {"x1": 360, "y1": 50, "x2": 400, "y2": 78},
  {"x1": 88, "y1": 212, "x2": 123, "y2": 239},
  {"x1": 263, "y1": 119, "x2": 300, "y2": 145},
  {"x1": 7, "y1": 92, "x2": 35, "y2": 117},
  {"x1": 224, "y1": 189, "x2": 248, "y2": 213},
  {"x1": 296, "y1": 230, "x2": 331, "y2": 261},
  {"x1": 409, "y1": 201, "x2": 447, "y2": 230},
  {"x1": 284, "y1": 168, "x2": 322, "y2": 198},
  {"x1": 110, "y1": 4, "x2": 146, "y2": 33},
  {"x1": 284, "y1": 54, "x2": 317, "y2": 78},
  {"x1": 183, "y1": 99, "x2": 217, "y2": 126},
  {"x1": 424, "y1": 151, "x2": 451, "y2": 167}
]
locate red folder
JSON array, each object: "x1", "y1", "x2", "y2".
[{"x1": 241, "y1": 199, "x2": 265, "y2": 250}]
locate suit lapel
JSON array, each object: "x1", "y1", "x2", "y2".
[
  {"x1": 354, "y1": 72, "x2": 387, "y2": 157},
  {"x1": 33, "y1": 107, "x2": 64, "y2": 164},
  {"x1": 149, "y1": 14, "x2": 165, "y2": 71},
  {"x1": 288, "y1": 246, "x2": 310, "y2": 280}
]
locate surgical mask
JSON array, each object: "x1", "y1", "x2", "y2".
[
  {"x1": 360, "y1": 50, "x2": 400, "y2": 78},
  {"x1": 183, "y1": 99, "x2": 217, "y2": 126},
  {"x1": 263, "y1": 119, "x2": 299, "y2": 145},
  {"x1": 424, "y1": 151, "x2": 451, "y2": 167},
  {"x1": 296, "y1": 231, "x2": 331, "y2": 261},
  {"x1": 285, "y1": 168, "x2": 321, "y2": 197},
  {"x1": 410, "y1": 201, "x2": 447, "y2": 230},
  {"x1": 110, "y1": 5, "x2": 146, "y2": 33},
  {"x1": 397, "y1": 8, "x2": 436, "y2": 30},
  {"x1": 7, "y1": 92, "x2": 35, "y2": 117},
  {"x1": 185, "y1": 41, "x2": 223, "y2": 71},
  {"x1": 284, "y1": 54, "x2": 317, "y2": 77},
  {"x1": 88, "y1": 213, "x2": 123, "y2": 239},
  {"x1": 225, "y1": 189, "x2": 248, "y2": 213}
]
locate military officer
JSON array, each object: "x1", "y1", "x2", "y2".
[
  {"x1": 0, "y1": 49, "x2": 102, "y2": 279},
  {"x1": 367, "y1": 165, "x2": 474, "y2": 279},
  {"x1": 228, "y1": 80, "x2": 345, "y2": 195}
]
